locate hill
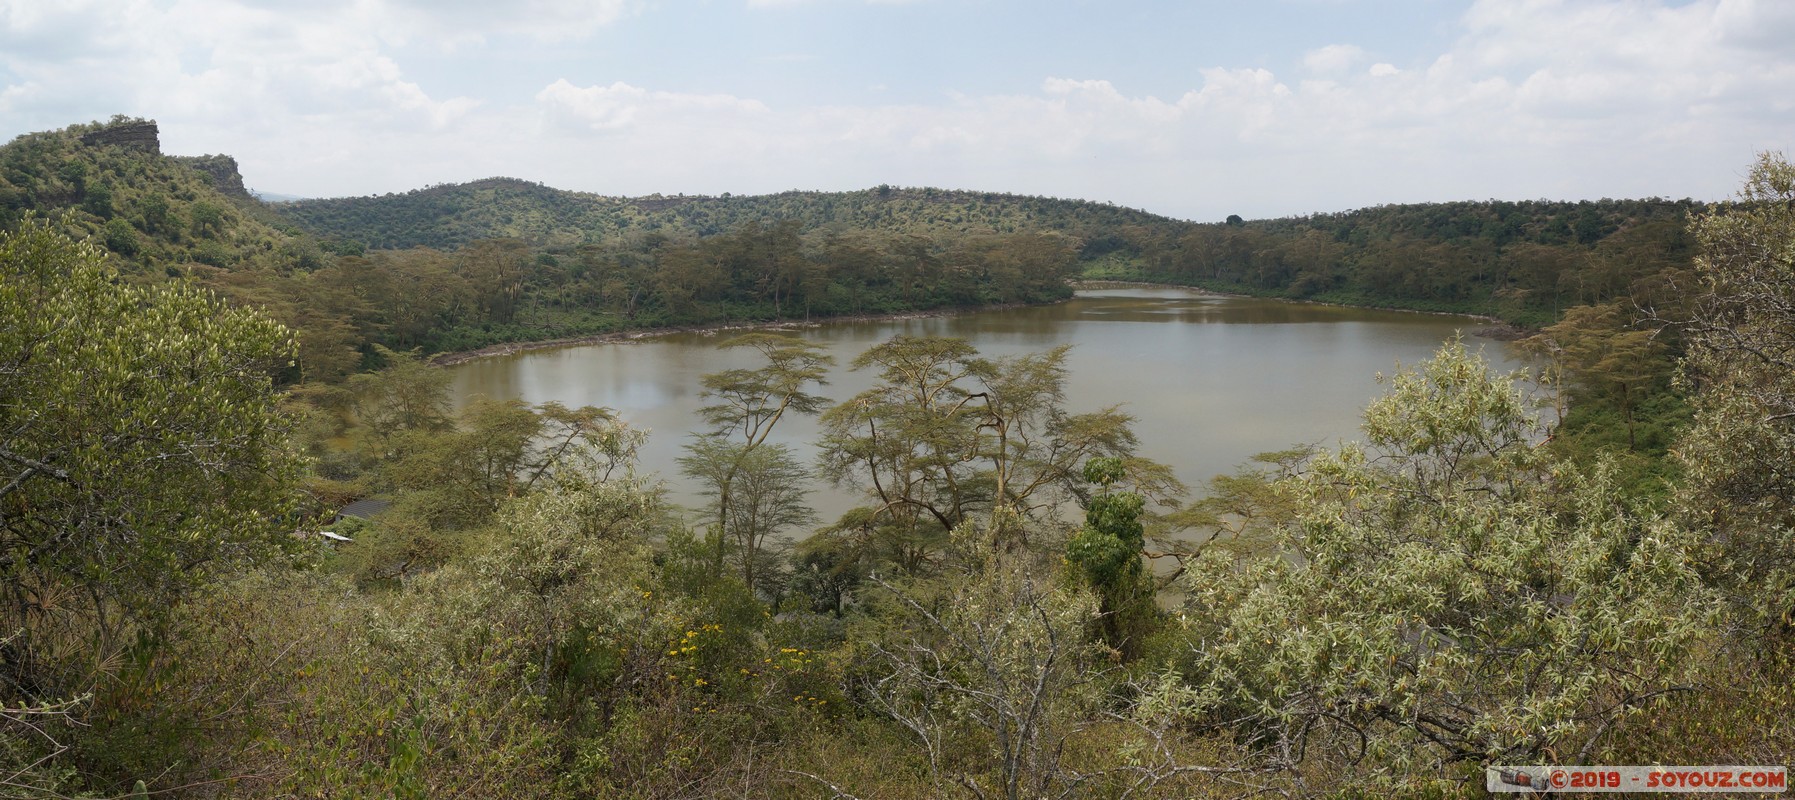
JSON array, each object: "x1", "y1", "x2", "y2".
[
  {"x1": 272, "y1": 173, "x2": 1707, "y2": 327},
  {"x1": 271, "y1": 177, "x2": 1192, "y2": 252},
  {"x1": 0, "y1": 116, "x2": 1710, "y2": 376},
  {"x1": 0, "y1": 116, "x2": 324, "y2": 277},
  {"x1": 0, "y1": 120, "x2": 1090, "y2": 376},
  {"x1": 1115, "y1": 197, "x2": 1704, "y2": 327}
]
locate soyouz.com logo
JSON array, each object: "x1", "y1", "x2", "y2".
[{"x1": 1489, "y1": 766, "x2": 1786, "y2": 793}]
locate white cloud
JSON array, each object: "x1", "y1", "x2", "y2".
[
  {"x1": 0, "y1": 0, "x2": 488, "y2": 155},
  {"x1": 535, "y1": 79, "x2": 770, "y2": 133},
  {"x1": 363, "y1": 0, "x2": 638, "y2": 46},
  {"x1": 1303, "y1": 44, "x2": 1365, "y2": 74},
  {"x1": 2, "y1": 0, "x2": 1791, "y2": 220}
]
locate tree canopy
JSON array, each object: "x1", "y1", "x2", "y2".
[{"x1": 0, "y1": 219, "x2": 301, "y2": 701}]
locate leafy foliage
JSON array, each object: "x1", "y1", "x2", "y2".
[
  {"x1": 817, "y1": 337, "x2": 1146, "y2": 566},
  {"x1": 0, "y1": 221, "x2": 302, "y2": 791},
  {"x1": 0, "y1": 119, "x2": 311, "y2": 276},
  {"x1": 1065, "y1": 457, "x2": 1156, "y2": 658},
  {"x1": 1676, "y1": 152, "x2": 1795, "y2": 632},
  {"x1": 1099, "y1": 197, "x2": 1702, "y2": 328},
  {"x1": 1180, "y1": 341, "x2": 1713, "y2": 789},
  {"x1": 272, "y1": 177, "x2": 1183, "y2": 252}
]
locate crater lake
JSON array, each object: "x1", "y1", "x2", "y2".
[{"x1": 447, "y1": 286, "x2": 1530, "y2": 521}]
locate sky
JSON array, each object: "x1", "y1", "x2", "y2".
[{"x1": 1, "y1": 0, "x2": 1791, "y2": 222}]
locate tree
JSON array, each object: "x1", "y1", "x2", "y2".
[
  {"x1": 817, "y1": 336, "x2": 1143, "y2": 561},
  {"x1": 352, "y1": 248, "x2": 472, "y2": 348},
  {"x1": 1527, "y1": 302, "x2": 1670, "y2": 450},
  {"x1": 189, "y1": 200, "x2": 225, "y2": 238},
  {"x1": 101, "y1": 216, "x2": 138, "y2": 256},
  {"x1": 1675, "y1": 151, "x2": 1795, "y2": 632},
  {"x1": 137, "y1": 193, "x2": 170, "y2": 234},
  {"x1": 694, "y1": 334, "x2": 833, "y2": 446},
  {"x1": 1065, "y1": 457, "x2": 1156, "y2": 659},
  {"x1": 677, "y1": 439, "x2": 814, "y2": 597},
  {"x1": 1179, "y1": 341, "x2": 1711, "y2": 788},
  {"x1": 347, "y1": 345, "x2": 454, "y2": 446},
  {"x1": 458, "y1": 238, "x2": 529, "y2": 324},
  {"x1": 860, "y1": 562, "x2": 1102, "y2": 800},
  {"x1": 341, "y1": 350, "x2": 639, "y2": 583},
  {"x1": 680, "y1": 334, "x2": 832, "y2": 586},
  {"x1": 0, "y1": 220, "x2": 302, "y2": 703}
]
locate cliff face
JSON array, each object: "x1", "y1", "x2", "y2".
[
  {"x1": 79, "y1": 121, "x2": 160, "y2": 154},
  {"x1": 174, "y1": 154, "x2": 249, "y2": 198},
  {"x1": 72, "y1": 119, "x2": 248, "y2": 198}
]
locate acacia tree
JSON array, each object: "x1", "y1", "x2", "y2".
[
  {"x1": 816, "y1": 336, "x2": 1143, "y2": 563},
  {"x1": 458, "y1": 238, "x2": 529, "y2": 324},
  {"x1": 347, "y1": 345, "x2": 455, "y2": 445},
  {"x1": 678, "y1": 438, "x2": 813, "y2": 595},
  {"x1": 378, "y1": 398, "x2": 640, "y2": 528},
  {"x1": 345, "y1": 353, "x2": 640, "y2": 583},
  {"x1": 1181, "y1": 341, "x2": 1712, "y2": 789},
  {"x1": 679, "y1": 333, "x2": 832, "y2": 588},
  {"x1": 0, "y1": 221, "x2": 302, "y2": 708},
  {"x1": 1526, "y1": 302, "x2": 1671, "y2": 450}
]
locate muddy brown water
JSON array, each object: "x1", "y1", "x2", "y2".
[{"x1": 448, "y1": 287, "x2": 1528, "y2": 526}]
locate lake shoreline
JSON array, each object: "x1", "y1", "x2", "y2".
[
  {"x1": 430, "y1": 302, "x2": 1052, "y2": 366},
  {"x1": 1076, "y1": 279, "x2": 1532, "y2": 340},
  {"x1": 433, "y1": 283, "x2": 1529, "y2": 366},
  {"x1": 447, "y1": 286, "x2": 1535, "y2": 519}
]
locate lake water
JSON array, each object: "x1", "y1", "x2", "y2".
[{"x1": 448, "y1": 287, "x2": 1525, "y2": 522}]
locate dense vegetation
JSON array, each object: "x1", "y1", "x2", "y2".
[
  {"x1": 274, "y1": 177, "x2": 1184, "y2": 252},
  {"x1": 274, "y1": 165, "x2": 1704, "y2": 330},
  {"x1": 259, "y1": 123, "x2": 1706, "y2": 489},
  {"x1": 3, "y1": 117, "x2": 1705, "y2": 362},
  {"x1": 1, "y1": 116, "x2": 1789, "y2": 797},
  {"x1": 1091, "y1": 198, "x2": 1702, "y2": 330},
  {"x1": 2, "y1": 119, "x2": 1086, "y2": 374},
  {"x1": 0, "y1": 118, "x2": 314, "y2": 276}
]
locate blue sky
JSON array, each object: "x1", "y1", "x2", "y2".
[{"x1": 2, "y1": 0, "x2": 1791, "y2": 221}]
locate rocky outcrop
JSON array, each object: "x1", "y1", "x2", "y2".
[
  {"x1": 174, "y1": 154, "x2": 249, "y2": 198},
  {"x1": 79, "y1": 120, "x2": 161, "y2": 154}
]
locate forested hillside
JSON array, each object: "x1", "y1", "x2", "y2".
[
  {"x1": 275, "y1": 167, "x2": 1705, "y2": 331},
  {"x1": 0, "y1": 115, "x2": 1705, "y2": 493},
  {"x1": 5, "y1": 117, "x2": 1709, "y2": 364},
  {"x1": 0, "y1": 119, "x2": 1083, "y2": 378},
  {"x1": 1104, "y1": 198, "x2": 1703, "y2": 328},
  {"x1": 0, "y1": 116, "x2": 323, "y2": 276},
  {"x1": 273, "y1": 177, "x2": 1187, "y2": 251}
]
